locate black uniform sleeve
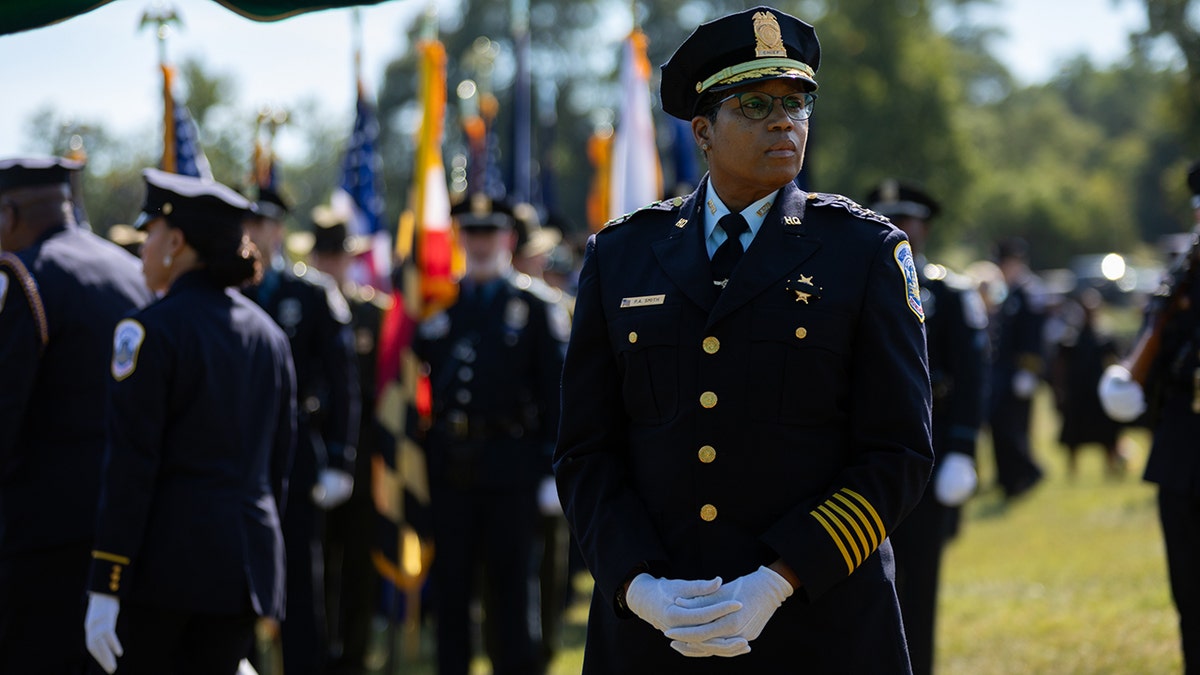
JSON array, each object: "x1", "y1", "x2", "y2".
[
  {"x1": 0, "y1": 260, "x2": 45, "y2": 476},
  {"x1": 273, "y1": 336, "x2": 298, "y2": 516},
  {"x1": 939, "y1": 284, "x2": 990, "y2": 458},
  {"x1": 316, "y1": 282, "x2": 361, "y2": 472}
]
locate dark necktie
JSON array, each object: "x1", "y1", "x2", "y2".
[{"x1": 711, "y1": 213, "x2": 749, "y2": 289}]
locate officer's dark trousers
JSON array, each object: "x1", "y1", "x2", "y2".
[
  {"x1": 1159, "y1": 487, "x2": 1200, "y2": 674},
  {"x1": 431, "y1": 478, "x2": 538, "y2": 675},
  {"x1": 990, "y1": 392, "x2": 1043, "y2": 497},
  {"x1": 281, "y1": 435, "x2": 327, "y2": 675},
  {"x1": 0, "y1": 541, "x2": 90, "y2": 674},
  {"x1": 890, "y1": 491, "x2": 952, "y2": 675},
  {"x1": 94, "y1": 603, "x2": 256, "y2": 675}
]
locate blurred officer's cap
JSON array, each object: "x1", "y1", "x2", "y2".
[
  {"x1": 0, "y1": 156, "x2": 83, "y2": 193},
  {"x1": 867, "y1": 179, "x2": 940, "y2": 222},
  {"x1": 512, "y1": 202, "x2": 562, "y2": 258},
  {"x1": 994, "y1": 236, "x2": 1030, "y2": 263},
  {"x1": 452, "y1": 193, "x2": 514, "y2": 231},
  {"x1": 135, "y1": 169, "x2": 256, "y2": 257},
  {"x1": 254, "y1": 186, "x2": 291, "y2": 222},
  {"x1": 660, "y1": 6, "x2": 820, "y2": 120}
]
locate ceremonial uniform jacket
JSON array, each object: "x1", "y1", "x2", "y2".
[
  {"x1": 555, "y1": 178, "x2": 933, "y2": 672},
  {"x1": 414, "y1": 271, "x2": 569, "y2": 490},
  {"x1": 922, "y1": 264, "x2": 990, "y2": 459},
  {"x1": 247, "y1": 263, "x2": 359, "y2": 483},
  {"x1": 89, "y1": 271, "x2": 296, "y2": 618},
  {"x1": 0, "y1": 224, "x2": 151, "y2": 555},
  {"x1": 991, "y1": 272, "x2": 1047, "y2": 392},
  {"x1": 1144, "y1": 266, "x2": 1200, "y2": 497}
]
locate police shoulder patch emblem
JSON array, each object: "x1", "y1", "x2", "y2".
[
  {"x1": 112, "y1": 318, "x2": 146, "y2": 381},
  {"x1": 894, "y1": 241, "x2": 925, "y2": 323}
]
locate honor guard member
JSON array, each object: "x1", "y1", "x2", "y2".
[
  {"x1": 0, "y1": 157, "x2": 152, "y2": 674},
  {"x1": 869, "y1": 180, "x2": 989, "y2": 675},
  {"x1": 242, "y1": 188, "x2": 360, "y2": 674},
  {"x1": 83, "y1": 169, "x2": 296, "y2": 674},
  {"x1": 297, "y1": 206, "x2": 386, "y2": 674},
  {"x1": 412, "y1": 194, "x2": 569, "y2": 675},
  {"x1": 989, "y1": 236, "x2": 1047, "y2": 499},
  {"x1": 1100, "y1": 160, "x2": 1200, "y2": 673},
  {"x1": 554, "y1": 7, "x2": 933, "y2": 672}
]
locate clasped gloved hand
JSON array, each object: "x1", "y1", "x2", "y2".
[
  {"x1": 1098, "y1": 364, "x2": 1146, "y2": 423},
  {"x1": 1012, "y1": 369, "x2": 1039, "y2": 399},
  {"x1": 624, "y1": 573, "x2": 741, "y2": 633},
  {"x1": 934, "y1": 452, "x2": 978, "y2": 506},
  {"x1": 665, "y1": 565, "x2": 793, "y2": 655},
  {"x1": 84, "y1": 592, "x2": 123, "y2": 673},
  {"x1": 312, "y1": 468, "x2": 354, "y2": 509}
]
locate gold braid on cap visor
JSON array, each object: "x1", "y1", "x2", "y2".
[{"x1": 696, "y1": 58, "x2": 817, "y2": 94}]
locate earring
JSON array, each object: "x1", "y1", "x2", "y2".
[
  {"x1": 163, "y1": 254, "x2": 172, "y2": 267},
  {"x1": 701, "y1": 143, "x2": 709, "y2": 151}
]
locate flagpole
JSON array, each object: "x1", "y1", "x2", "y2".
[
  {"x1": 510, "y1": 0, "x2": 532, "y2": 203},
  {"x1": 139, "y1": 4, "x2": 180, "y2": 174}
]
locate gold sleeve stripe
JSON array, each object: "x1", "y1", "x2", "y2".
[
  {"x1": 811, "y1": 508, "x2": 854, "y2": 574},
  {"x1": 91, "y1": 550, "x2": 131, "y2": 565},
  {"x1": 833, "y1": 492, "x2": 881, "y2": 551},
  {"x1": 817, "y1": 504, "x2": 863, "y2": 565},
  {"x1": 826, "y1": 501, "x2": 870, "y2": 563},
  {"x1": 841, "y1": 488, "x2": 887, "y2": 541}
]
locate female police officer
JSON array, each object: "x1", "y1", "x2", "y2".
[
  {"x1": 83, "y1": 169, "x2": 296, "y2": 674},
  {"x1": 554, "y1": 6, "x2": 932, "y2": 672}
]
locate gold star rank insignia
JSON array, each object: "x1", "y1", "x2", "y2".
[
  {"x1": 799, "y1": 274, "x2": 813, "y2": 286},
  {"x1": 794, "y1": 290, "x2": 811, "y2": 304}
]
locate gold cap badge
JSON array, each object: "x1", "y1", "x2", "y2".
[{"x1": 753, "y1": 11, "x2": 787, "y2": 58}]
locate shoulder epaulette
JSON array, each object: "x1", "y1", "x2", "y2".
[
  {"x1": 0, "y1": 252, "x2": 48, "y2": 349},
  {"x1": 805, "y1": 192, "x2": 893, "y2": 227},
  {"x1": 599, "y1": 196, "x2": 686, "y2": 231}
]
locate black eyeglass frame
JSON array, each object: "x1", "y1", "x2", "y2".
[{"x1": 716, "y1": 90, "x2": 818, "y2": 121}]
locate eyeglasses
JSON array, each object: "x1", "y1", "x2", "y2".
[{"x1": 717, "y1": 91, "x2": 817, "y2": 121}]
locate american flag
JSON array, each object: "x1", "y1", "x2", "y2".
[{"x1": 332, "y1": 83, "x2": 389, "y2": 289}]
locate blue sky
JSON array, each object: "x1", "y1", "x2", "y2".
[{"x1": 0, "y1": 0, "x2": 1156, "y2": 158}]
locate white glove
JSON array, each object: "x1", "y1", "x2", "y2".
[
  {"x1": 624, "y1": 573, "x2": 740, "y2": 632},
  {"x1": 666, "y1": 565, "x2": 793, "y2": 645},
  {"x1": 934, "y1": 452, "x2": 978, "y2": 506},
  {"x1": 84, "y1": 592, "x2": 123, "y2": 674},
  {"x1": 312, "y1": 468, "x2": 354, "y2": 509},
  {"x1": 1012, "y1": 369, "x2": 1039, "y2": 399},
  {"x1": 671, "y1": 635, "x2": 751, "y2": 657},
  {"x1": 537, "y1": 476, "x2": 562, "y2": 516},
  {"x1": 1098, "y1": 364, "x2": 1146, "y2": 423}
]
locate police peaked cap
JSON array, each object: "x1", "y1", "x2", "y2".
[
  {"x1": 867, "y1": 179, "x2": 941, "y2": 222},
  {"x1": 452, "y1": 193, "x2": 515, "y2": 230},
  {"x1": 0, "y1": 156, "x2": 83, "y2": 193},
  {"x1": 135, "y1": 169, "x2": 256, "y2": 256},
  {"x1": 660, "y1": 6, "x2": 820, "y2": 121},
  {"x1": 254, "y1": 186, "x2": 291, "y2": 221}
]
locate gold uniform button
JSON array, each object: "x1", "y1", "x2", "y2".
[
  {"x1": 109, "y1": 581, "x2": 119, "y2": 592},
  {"x1": 699, "y1": 391, "x2": 718, "y2": 408},
  {"x1": 698, "y1": 445, "x2": 716, "y2": 463},
  {"x1": 700, "y1": 504, "x2": 718, "y2": 521},
  {"x1": 628, "y1": 331, "x2": 638, "y2": 344},
  {"x1": 702, "y1": 336, "x2": 720, "y2": 354},
  {"x1": 795, "y1": 327, "x2": 808, "y2": 339}
]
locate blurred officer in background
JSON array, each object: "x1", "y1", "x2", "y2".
[
  {"x1": 293, "y1": 205, "x2": 387, "y2": 675},
  {"x1": 243, "y1": 188, "x2": 360, "y2": 675},
  {"x1": 0, "y1": 156, "x2": 152, "y2": 674},
  {"x1": 870, "y1": 180, "x2": 990, "y2": 675},
  {"x1": 1100, "y1": 160, "x2": 1200, "y2": 673},
  {"x1": 412, "y1": 194, "x2": 569, "y2": 675},
  {"x1": 106, "y1": 223, "x2": 146, "y2": 258},
  {"x1": 83, "y1": 169, "x2": 295, "y2": 674},
  {"x1": 555, "y1": 7, "x2": 932, "y2": 670},
  {"x1": 989, "y1": 236, "x2": 1047, "y2": 499}
]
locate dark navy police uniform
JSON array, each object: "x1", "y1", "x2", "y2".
[{"x1": 0, "y1": 157, "x2": 153, "y2": 674}]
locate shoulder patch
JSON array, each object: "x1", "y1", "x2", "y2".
[
  {"x1": 894, "y1": 241, "x2": 925, "y2": 323},
  {"x1": 111, "y1": 318, "x2": 146, "y2": 381},
  {"x1": 807, "y1": 192, "x2": 893, "y2": 227}
]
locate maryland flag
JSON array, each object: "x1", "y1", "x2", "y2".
[{"x1": 160, "y1": 64, "x2": 213, "y2": 180}]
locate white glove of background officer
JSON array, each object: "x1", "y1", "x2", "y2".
[
  {"x1": 312, "y1": 468, "x2": 354, "y2": 509},
  {"x1": 624, "y1": 573, "x2": 741, "y2": 633},
  {"x1": 84, "y1": 592, "x2": 122, "y2": 673},
  {"x1": 934, "y1": 452, "x2": 977, "y2": 506},
  {"x1": 1012, "y1": 369, "x2": 1039, "y2": 399},
  {"x1": 537, "y1": 475, "x2": 562, "y2": 516},
  {"x1": 666, "y1": 565, "x2": 793, "y2": 652},
  {"x1": 1098, "y1": 364, "x2": 1146, "y2": 422}
]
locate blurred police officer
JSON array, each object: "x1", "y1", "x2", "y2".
[
  {"x1": 243, "y1": 188, "x2": 360, "y2": 675},
  {"x1": 1100, "y1": 160, "x2": 1200, "y2": 672},
  {"x1": 0, "y1": 156, "x2": 152, "y2": 674},
  {"x1": 412, "y1": 194, "x2": 569, "y2": 675},
  {"x1": 870, "y1": 180, "x2": 989, "y2": 675},
  {"x1": 297, "y1": 206, "x2": 387, "y2": 674},
  {"x1": 555, "y1": 7, "x2": 932, "y2": 671},
  {"x1": 83, "y1": 169, "x2": 295, "y2": 674},
  {"x1": 989, "y1": 236, "x2": 1047, "y2": 499}
]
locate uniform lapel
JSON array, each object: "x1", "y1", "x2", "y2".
[
  {"x1": 652, "y1": 187, "x2": 715, "y2": 313},
  {"x1": 707, "y1": 182, "x2": 821, "y2": 328}
]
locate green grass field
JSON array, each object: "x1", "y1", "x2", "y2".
[{"x1": 356, "y1": 388, "x2": 1183, "y2": 674}]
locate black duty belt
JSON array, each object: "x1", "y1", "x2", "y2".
[{"x1": 436, "y1": 410, "x2": 530, "y2": 442}]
